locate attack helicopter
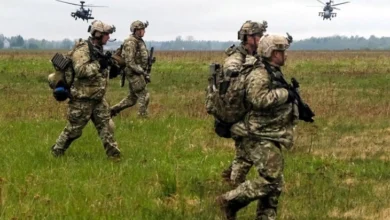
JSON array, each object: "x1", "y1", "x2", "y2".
[
  {"x1": 55, "y1": 0, "x2": 107, "y2": 22},
  {"x1": 315, "y1": 0, "x2": 350, "y2": 20}
]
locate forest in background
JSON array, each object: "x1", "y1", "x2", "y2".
[{"x1": 1, "y1": 34, "x2": 390, "y2": 50}]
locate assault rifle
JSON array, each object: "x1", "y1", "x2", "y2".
[
  {"x1": 290, "y1": 77, "x2": 315, "y2": 122},
  {"x1": 264, "y1": 63, "x2": 315, "y2": 123},
  {"x1": 87, "y1": 40, "x2": 121, "y2": 79},
  {"x1": 144, "y1": 47, "x2": 156, "y2": 83},
  {"x1": 92, "y1": 48, "x2": 122, "y2": 79}
]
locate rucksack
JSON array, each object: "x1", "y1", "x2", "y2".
[
  {"x1": 48, "y1": 39, "x2": 125, "y2": 101},
  {"x1": 48, "y1": 39, "x2": 92, "y2": 101},
  {"x1": 205, "y1": 56, "x2": 257, "y2": 138}
]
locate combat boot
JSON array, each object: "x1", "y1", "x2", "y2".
[
  {"x1": 51, "y1": 145, "x2": 65, "y2": 157},
  {"x1": 256, "y1": 209, "x2": 277, "y2": 220},
  {"x1": 256, "y1": 194, "x2": 279, "y2": 220},
  {"x1": 110, "y1": 108, "x2": 120, "y2": 117},
  {"x1": 216, "y1": 196, "x2": 240, "y2": 220},
  {"x1": 106, "y1": 146, "x2": 121, "y2": 160},
  {"x1": 137, "y1": 111, "x2": 148, "y2": 118}
]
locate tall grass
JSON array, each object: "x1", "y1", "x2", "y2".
[{"x1": 0, "y1": 50, "x2": 390, "y2": 219}]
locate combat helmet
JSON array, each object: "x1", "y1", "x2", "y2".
[
  {"x1": 130, "y1": 20, "x2": 149, "y2": 33},
  {"x1": 88, "y1": 20, "x2": 116, "y2": 37},
  {"x1": 257, "y1": 34, "x2": 290, "y2": 58},
  {"x1": 238, "y1": 20, "x2": 268, "y2": 41},
  {"x1": 48, "y1": 71, "x2": 70, "y2": 101}
]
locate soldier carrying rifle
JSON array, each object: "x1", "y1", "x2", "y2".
[
  {"x1": 217, "y1": 34, "x2": 314, "y2": 220},
  {"x1": 110, "y1": 20, "x2": 156, "y2": 118},
  {"x1": 50, "y1": 20, "x2": 121, "y2": 158}
]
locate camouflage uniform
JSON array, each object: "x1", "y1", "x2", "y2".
[
  {"x1": 111, "y1": 20, "x2": 150, "y2": 117},
  {"x1": 219, "y1": 35, "x2": 297, "y2": 220},
  {"x1": 222, "y1": 20, "x2": 268, "y2": 186},
  {"x1": 221, "y1": 44, "x2": 252, "y2": 186},
  {"x1": 51, "y1": 21, "x2": 120, "y2": 158}
]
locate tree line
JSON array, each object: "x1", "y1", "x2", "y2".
[{"x1": 1, "y1": 34, "x2": 390, "y2": 50}]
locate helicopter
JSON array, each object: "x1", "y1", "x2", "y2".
[
  {"x1": 55, "y1": 0, "x2": 107, "y2": 22},
  {"x1": 316, "y1": 0, "x2": 350, "y2": 20}
]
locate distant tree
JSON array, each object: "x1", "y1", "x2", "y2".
[
  {"x1": 41, "y1": 39, "x2": 48, "y2": 49},
  {"x1": 186, "y1": 36, "x2": 195, "y2": 41},
  {"x1": 61, "y1": 38, "x2": 73, "y2": 49},
  {"x1": 28, "y1": 43, "x2": 39, "y2": 49},
  {"x1": 0, "y1": 34, "x2": 4, "y2": 48},
  {"x1": 0, "y1": 34, "x2": 4, "y2": 49},
  {"x1": 175, "y1": 35, "x2": 182, "y2": 42},
  {"x1": 10, "y1": 35, "x2": 25, "y2": 47}
]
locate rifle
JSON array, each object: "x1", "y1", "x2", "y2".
[
  {"x1": 264, "y1": 62, "x2": 315, "y2": 123},
  {"x1": 94, "y1": 48, "x2": 124, "y2": 79},
  {"x1": 87, "y1": 40, "x2": 121, "y2": 79},
  {"x1": 290, "y1": 77, "x2": 315, "y2": 122},
  {"x1": 144, "y1": 47, "x2": 156, "y2": 83}
]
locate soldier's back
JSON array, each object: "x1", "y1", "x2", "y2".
[{"x1": 223, "y1": 44, "x2": 247, "y2": 74}]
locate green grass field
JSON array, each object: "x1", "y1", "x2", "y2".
[{"x1": 1, "y1": 50, "x2": 390, "y2": 219}]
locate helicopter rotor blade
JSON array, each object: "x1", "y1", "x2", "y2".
[
  {"x1": 82, "y1": 4, "x2": 108, "y2": 7},
  {"x1": 55, "y1": 0, "x2": 81, "y2": 6},
  {"x1": 333, "y1": 7, "x2": 341, "y2": 10},
  {"x1": 316, "y1": 0, "x2": 326, "y2": 5},
  {"x1": 332, "y1": 1, "x2": 350, "y2": 6}
]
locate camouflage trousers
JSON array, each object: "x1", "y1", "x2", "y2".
[
  {"x1": 111, "y1": 74, "x2": 150, "y2": 116},
  {"x1": 223, "y1": 137, "x2": 253, "y2": 186},
  {"x1": 52, "y1": 98, "x2": 121, "y2": 157},
  {"x1": 222, "y1": 138, "x2": 284, "y2": 220}
]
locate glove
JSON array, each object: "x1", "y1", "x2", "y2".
[
  {"x1": 214, "y1": 119, "x2": 232, "y2": 138},
  {"x1": 286, "y1": 89, "x2": 296, "y2": 103},
  {"x1": 109, "y1": 65, "x2": 121, "y2": 79},
  {"x1": 99, "y1": 58, "x2": 109, "y2": 70}
]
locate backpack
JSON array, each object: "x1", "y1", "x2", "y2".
[
  {"x1": 48, "y1": 41, "x2": 79, "y2": 101},
  {"x1": 48, "y1": 40, "x2": 126, "y2": 101},
  {"x1": 205, "y1": 56, "x2": 257, "y2": 138}
]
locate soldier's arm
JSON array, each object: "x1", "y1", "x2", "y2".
[
  {"x1": 123, "y1": 40, "x2": 145, "y2": 75},
  {"x1": 223, "y1": 52, "x2": 244, "y2": 73},
  {"x1": 72, "y1": 44, "x2": 101, "y2": 78},
  {"x1": 246, "y1": 69, "x2": 289, "y2": 110}
]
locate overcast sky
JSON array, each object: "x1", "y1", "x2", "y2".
[{"x1": 0, "y1": 0, "x2": 388, "y2": 41}]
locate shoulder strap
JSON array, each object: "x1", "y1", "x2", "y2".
[
  {"x1": 86, "y1": 39, "x2": 97, "y2": 61},
  {"x1": 236, "y1": 44, "x2": 248, "y2": 56},
  {"x1": 263, "y1": 62, "x2": 289, "y2": 87}
]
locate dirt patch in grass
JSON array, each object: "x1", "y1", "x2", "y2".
[
  {"x1": 329, "y1": 207, "x2": 390, "y2": 220},
  {"x1": 311, "y1": 128, "x2": 390, "y2": 160}
]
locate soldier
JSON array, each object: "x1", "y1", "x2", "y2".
[
  {"x1": 110, "y1": 20, "x2": 150, "y2": 117},
  {"x1": 51, "y1": 20, "x2": 121, "y2": 158},
  {"x1": 217, "y1": 35, "x2": 298, "y2": 220},
  {"x1": 221, "y1": 20, "x2": 268, "y2": 186}
]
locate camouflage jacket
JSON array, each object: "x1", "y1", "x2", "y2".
[
  {"x1": 223, "y1": 44, "x2": 250, "y2": 74},
  {"x1": 70, "y1": 39, "x2": 109, "y2": 101},
  {"x1": 121, "y1": 35, "x2": 148, "y2": 75},
  {"x1": 231, "y1": 61, "x2": 298, "y2": 149}
]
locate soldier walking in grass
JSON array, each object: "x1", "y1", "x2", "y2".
[
  {"x1": 110, "y1": 20, "x2": 151, "y2": 118},
  {"x1": 217, "y1": 35, "x2": 298, "y2": 220},
  {"x1": 221, "y1": 20, "x2": 268, "y2": 186},
  {"x1": 51, "y1": 20, "x2": 121, "y2": 158}
]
